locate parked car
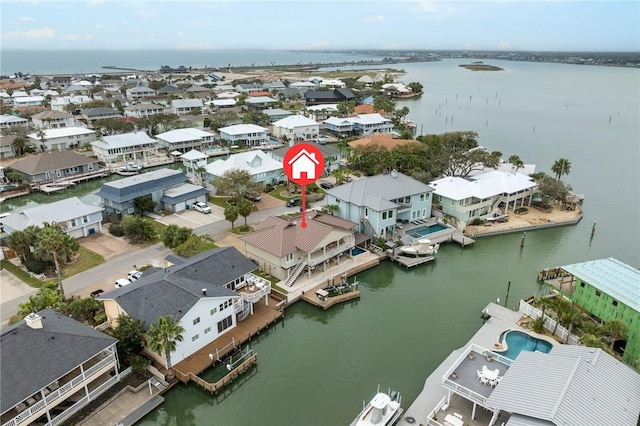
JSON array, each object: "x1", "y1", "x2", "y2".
[
  {"x1": 115, "y1": 278, "x2": 131, "y2": 288},
  {"x1": 90, "y1": 289, "x2": 105, "y2": 298},
  {"x1": 193, "y1": 201, "x2": 212, "y2": 214},
  {"x1": 245, "y1": 192, "x2": 262, "y2": 202},
  {"x1": 286, "y1": 197, "x2": 301, "y2": 207},
  {"x1": 320, "y1": 182, "x2": 334, "y2": 190},
  {"x1": 127, "y1": 270, "x2": 143, "y2": 281}
]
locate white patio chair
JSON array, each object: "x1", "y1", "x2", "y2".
[
  {"x1": 480, "y1": 376, "x2": 489, "y2": 386},
  {"x1": 477, "y1": 370, "x2": 483, "y2": 381},
  {"x1": 490, "y1": 378, "x2": 498, "y2": 387}
]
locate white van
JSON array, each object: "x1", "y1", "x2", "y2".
[{"x1": 115, "y1": 278, "x2": 131, "y2": 288}]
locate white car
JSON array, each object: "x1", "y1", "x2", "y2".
[
  {"x1": 115, "y1": 278, "x2": 131, "y2": 288},
  {"x1": 128, "y1": 270, "x2": 143, "y2": 281},
  {"x1": 193, "y1": 202, "x2": 211, "y2": 214}
]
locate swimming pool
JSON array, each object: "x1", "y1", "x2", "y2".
[
  {"x1": 350, "y1": 247, "x2": 366, "y2": 256},
  {"x1": 408, "y1": 223, "x2": 448, "y2": 239},
  {"x1": 499, "y1": 330, "x2": 553, "y2": 360},
  {"x1": 0, "y1": 184, "x2": 17, "y2": 192}
]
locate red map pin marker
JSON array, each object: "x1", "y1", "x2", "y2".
[{"x1": 283, "y1": 143, "x2": 325, "y2": 228}]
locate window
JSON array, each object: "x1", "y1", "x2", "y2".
[
  {"x1": 217, "y1": 315, "x2": 233, "y2": 333},
  {"x1": 595, "y1": 290, "x2": 601, "y2": 297},
  {"x1": 210, "y1": 307, "x2": 217, "y2": 315},
  {"x1": 612, "y1": 300, "x2": 618, "y2": 307},
  {"x1": 192, "y1": 334, "x2": 199, "y2": 342},
  {"x1": 70, "y1": 219, "x2": 77, "y2": 227},
  {"x1": 389, "y1": 210, "x2": 393, "y2": 219},
  {"x1": 128, "y1": 207, "x2": 134, "y2": 213},
  {"x1": 204, "y1": 327, "x2": 211, "y2": 335},
  {"x1": 193, "y1": 317, "x2": 201, "y2": 326},
  {"x1": 286, "y1": 253, "x2": 294, "y2": 262},
  {"x1": 580, "y1": 283, "x2": 585, "y2": 288},
  {"x1": 382, "y1": 212, "x2": 387, "y2": 220},
  {"x1": 83, "y1": 215, "x2": 89, "y2": 224},
  {"x1": 420, "y1": 193, "x2": 425, "y2": 201}
]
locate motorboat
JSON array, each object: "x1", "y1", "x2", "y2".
[
  {"x1": 399, "y1": 239, "x2": 439, "y2": 256},
  {"x1": 116, "y1": 161, "x2": 143, "y2": 175},
  {"x1": 351, "y1": 387, "x2": 403, "y2": 426}
]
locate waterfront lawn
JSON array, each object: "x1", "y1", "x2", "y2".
[
  {"x1": 0, "y1": 259, "x2": 46, "y2": 288},
  {"x1": 252, "y1": 270, "x2": 287, "y2": 294},
  {"x1": 62, "y1": 247, "x2": 105, "y2": 279}
]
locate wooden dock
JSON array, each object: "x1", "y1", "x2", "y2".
[
  {"x1": 301, "y1": 279, "x2": 360, "y2": 310},
  {"x1": 390, "y1": 253, "x2": 435, "y2": 268}
]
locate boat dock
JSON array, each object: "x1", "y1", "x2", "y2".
[
  {"x1": 390, "y1": 253, "x2": 435, "y2": 268},
  {"x1": 301, "y1": 276, "x2": 360, "y2": 310}
]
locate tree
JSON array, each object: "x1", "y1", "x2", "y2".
[
  {"x1": 17, "y1": 282, "x2": 65, "y2": 318},
  {"x1": 6, "y1": 225, "x2": 39, "y2": 254},
  {"x1": 134, "y1": 195, "x2": 157, "y2": 214},
  {"x1": 162, "y1": 225, "x2": 193, "y2": 248},
  {"x1": 236, "y1": 198, "x2": 253, "y2": 228},
  {"x1": 121, "y1": 215, "x2": 157, "y2": 243},
  {"x1": 209, "y1": 110, "x2": 238, "y2": 131},
  {"x1": 63, "y1": 296, "x2": 104, "y2": 325},
  {"x1": 602, "y1": 319, "x2": 628, "y2": 352},
  {"x1": 174, "y1": 234, "x2": 217, "y2": 257},
  {"x1": 211, "y1": 169, "x2": 263, "y2": 201},
  {"x1": 373, "y1": 94, "x2": 395, "y2": 113},
  {"x1": 147, "y1": 315, "x2": 185, "y2": 369},
  {"x1": 537, "y1": 174, "x2": 570, "y2": 206},
  {"x1": 36, "y1": 128, "x2": 46, "y2": 151},
  {"x1": 408, "y1": 82, "x2": 423, "y2": 93},
  {"x1": 337, "y1": 100, "x2": 356, "y2": 116},
  {"x1": 242, "y1": 111, "x2": 269, "y2": 126},
  {"x1": 3, "y1": 167, "x2": 24, "y2": 183},
  {"x1": 11, "y1": 135, "x2": 29, "y2": 157},
  {"x1": 112, "y1": 314, "x2": 146, "y2": 366},
  {"x1": 195, "y1": 166, "x2": 207, "y2": 187},
  {"x1": 224, "y1": 205, "x2": 239, "y2": 229},
  {"x1": 579, "y1": 334, "x2": 605, "y2": 349},
  {"x1": 551, "y1": 158, "x2": 571, "y2": 181},
  {"x1": 34, "y1": 222, "x2": 79, "y2": 298},
  {"x1": 322, "y1": 204, "x2": 339, "y2": 216},
  {"x1": 560, "y1": 305, "x2": 581, "y2": 343},
  {"x1": 508, "y1": 155, "x2": 524, "y2": 173}
]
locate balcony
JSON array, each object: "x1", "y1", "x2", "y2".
[{"x1": 307, "y1": 242, "x2": 354, "y2": 267}]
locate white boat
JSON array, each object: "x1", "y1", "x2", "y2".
[
  {"x1": 116, "y1": 161, "x2": 143, "y2": 175},
  {"x1": 350, "y1": 387, "x2": 403, "y2": 426},
  {"x1": 399, "y1": 239, "x2": 439, "y2": 256}
]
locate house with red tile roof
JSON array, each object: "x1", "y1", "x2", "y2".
[{"x1": 240, "y1": 211, "x2": 364, "y2": 286}]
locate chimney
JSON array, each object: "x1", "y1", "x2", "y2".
[
  {"x1": 25, "y1": 312, "x2": 43, "y2": 329},
  {"x1": 202, "y1": 288, "x2": 207, "y2": 295}
]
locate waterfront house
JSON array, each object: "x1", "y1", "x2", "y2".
[
  {"x1": 10, "y1": 150, "x2": 101, "y2": 184},
  {"x1": 271, "y1": 114, "x2": 320, "y2": 142},
  {"x1": 546, "y1": 257, "x2": 640, "y2": 366},
  {"x1": 81, "y1": 107, "x2": 122, "y2": 124},
  {"x1": 12, "y1": 96, "x2": 45, "y2": 108},
  {"x1": 323, "y1": 117, "x2": 354, "y2": 136},
  {"x1": 270, "y1": 143, "x2": 343, "y2": 175},
  {"x1": 180, "y1": 149, "x2": 208, "y2": 185},
  {"x1": 347, "y1": 113, "x2": 393, "y2": 136},
  {"x1": 0, "y1": 114, "x2": 28, "y2": 132},
  {"x1": 325, "y1": 170, "x2": 434, "y2": 238},
  {"x1": 305, "y1": 88, "x2": 356, "y2": 106},
  {"x1": 99, "y1": 247, "x2": 271, "y2": 369},
  {"x1": 245, "y1": 96, "x2": 278, "y2": 110},
  {"x1": 170, "y1": 99, "x2": 204, "y2": 116},
  {"x1": 91, "y1": 131, "x2": 159, "y2": 165},
  {"x1": 0, "y1": 310, "x2": 120, "y2": 426},
  {"x1": 217, "y1": 124, "x2": 268, "y2": 148},
  {"x1": 289, "y1": 81, "x2": 316, "y2": 90},
  {"x1": 262, "y1": 80, "x2": 287, "y2": 91},
  {"x1": 205, "y1": 150, "x2": 284, "y2": 187},
  {"x1": 347, "y1": 133, "x2": 419, "y2": 151},
  {"x1": 156, "y1": 85, "x2": 184, "y2": 96},
  {"x1": 263, "y1": 108, "x2": 293, "y2": 122},
  {"x1": 1, "y1": 196, "x2": 104, "y2": 238},
  {"x1": 97, "y1": 168, "x2": 208, "y2": 216},
  {"x1": 156, "y1": 128, "x2": 215, "y2": 153},
  {"x1": 125, "y1": 85, "x2": 156, "y2": 101},
  {"x1": 124, "y1": 103, "x2": 167, "y2": 118},
  {"x1": 429, "y1": 170, "x2": 536, "y2": 229},
  {"x1": 431, "y1": 344, "x2": 639, "y2": 426},
  {"x1": 27, "y1": 127, "x2": 97, "y2": 151},
  {"x1": 51, "y1": 75, "x2": 72, "y2": 88},
  {"x1": 63, "y1": 85, "x2": 91, "y2": 96},
  {"x1": 235, "y1": 83, "x2": 264, "y2": 93},
  {"x1": 240, "y1": 212, "x2": 361, "y2": 285},
  {"x1": 31, "y1": 110, "x2": 76, "y2": 129},
  {"x1": 0, "y1": 135, "x2": 16, "y2": 159}
]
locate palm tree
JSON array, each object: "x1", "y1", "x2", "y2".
[
  {"x1": 35, "y1": 222, "x2": 76, "y2": 299},
  {"x1": 236, "y1": 198, "x2": 253, "y2": 228},
  {"x1": 560, "y1": 305, "x2": 581, "y2": 343},
  {"x1": 508, "y1": 155, "x2": 524, "y2": 174},
  {"x1": 551, "y1": 158, "x2": 571, "y2": 181},
  {"x1": 195, "y1": 166, "x2": 207, "y2": 187},
  {"x1": 602, "y1": 319, "x2": 628, "y2": 352},
  {"x1": 322, "y1": 204, "x2": 339, "y2": 216},
  {"x1": 580, "y1": 333, "x2": 605, "y2": 349},
  {"x1": 147, "y1": 315, "x2": 185, "y2": 369},
  {"x1": 224, "y1": 205, "x2": 239, "y2": 229}
]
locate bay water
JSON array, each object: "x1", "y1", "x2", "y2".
[{"x1": 136, "y1": 59, "x2": 639, "y2": 425}]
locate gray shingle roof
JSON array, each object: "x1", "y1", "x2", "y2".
[
  {"x1": 326, "y1": 171, "x2": 433, "y2": 211},
  {"x1": 96, "y1": 168, "x2": 187, "y2": 202},
  {"x1": 0, "y1": 309, "x2": 117, "y2": 413},
  {"x1": 486, "y1": 347, "x2": 640, "y2": 426},
  {"x1": 100, "y1": 247, "x2": 257, "y2": 328},
  {"x1": 11, "y1": 151, "x2": 98, "y2": 175}
]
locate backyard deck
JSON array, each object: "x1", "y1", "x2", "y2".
[{"x1": 301, "y1": 279, "x2": 360, "y2": 310}]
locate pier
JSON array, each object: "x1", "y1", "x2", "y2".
[
  {"x1": 390, "y1": 253, "x2": 435, "y2": 268},
  {"x1": 301, "y1": 276, "x2": 360, "y2": 310}
]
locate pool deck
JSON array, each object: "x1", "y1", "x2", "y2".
[{"x1": 398, "y1": 219, "x2": 475, "y2": 247}]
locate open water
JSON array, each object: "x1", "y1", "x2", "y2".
[{"x1": 134, "y1": 59, "x2": 638, "y2": 426}]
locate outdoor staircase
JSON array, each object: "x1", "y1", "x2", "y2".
[
  {"x1": 361, "y1": 217, "x2": 377, "y2": 238},
  {"x1": 284, "y1": 261, "x2": 307, "y2": 287},
  {"x1": 237, "y1": 300, "x2": 252, "y2": 321}
]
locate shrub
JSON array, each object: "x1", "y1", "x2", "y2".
[
  {"x1": 21, "y1": 253, "x2": 54, "y2": 275},
  {"x1": 129, "y1": 354, "x2": 151, "y2": 374},
  {"x1": 470, "y1": 218, "x2": 484, "y2": 226},
  {"x1": 265, "y1": 183, "x2": 274, "y2": 193},
  {"x1": 532, "y1": 317, "x2": 545, "y2": 334},
  {"x1": 515, "y1": 207, "x2": 529, "y2": 215},
  {"x1": 109, "y1": 223, "x2": 125, "y2": 237}
]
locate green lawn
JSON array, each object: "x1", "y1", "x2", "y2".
[
  {"x1": 0, "y1": 259, "x2": 46, "y2": 288},
  {"x1": 62, "y1": 246, "x2": 105, "y2": 279},
  {"x1": 230, "y1": 225, "x2": 254, "y2": 234}
]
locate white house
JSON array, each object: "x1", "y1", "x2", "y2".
[
  {"x1": 91, "y1": 131, "x2": 159, "y2": 164},
  {"x1": 326, "y1": 170, "x2": 435, "y2": 238},
  {"x1": 429, "y1": 170, "x2": 537, "y2": 229},
  {"x1": 348, "y1": 113, "x2": 393, "y2": 136},
  {"x1": 124, "y1": 103, "x2": 167, "y2": 118},
  {"x1": 318, "y1": 79, "x2": 346, "y2": 88},
  {"x1": 287, "y1": 148, "x2": 320, "y2": 180},
  {"x1": 180, "y1": 149, "x2": 208, "y2": 185},
  {"x1": 50, "y1": 95, "x2": 92, "y2": 112},
  {"x1": 270, "y1": 144, "x2": 343, "y2": 176},
  {"x1": 205, "y1": 150, "x2": 284, "y2": 187},
  {"x1": 217, "y1": 124, "x2": 268, "y2": 147},
  {"x1": 156, "y1": 128, "x2": 215, "y2": 153},
  {"x1": 0, "y1": 114, "x2": 28, "y2": 131},
  {"x1": 272, "y1": 114, "x2": 320, "y2": 143},
  {"x1": 31, "y1": 110, "x2": 76, "y2": 129},
  {"x1": 170, "y1": 99, "x2": 204, "y2": 116},
  {"x1": 125, "y1": 85, "x2": 156, "y2": 100},
  {"x1": 210, "y1": 98, "x2": 237, "y2": 109},
  {"x1": 28, "y1": 127, "x2": 97, "y2": 151},
  {"x1": 304, "y1": 104, "x2": 338, "y2": 122},
  {"x1": 1, "y1": 196, "x2": 104, "y2": 238},
  {"x1": 13, "y1": 96, "x2": 45, "y2": 107},
  {"x1": 323, "y1": 116, "x2": 354, "y2": 136},
  {"x1": 245, "y1": 96, "x2": 278, "y2": 110},
  {"x1": 100, "y1": 247, "x2": 271, "y2": 369}
]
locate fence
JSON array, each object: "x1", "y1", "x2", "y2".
[{"x1": 518, "y1": 299, "x2": 580, "y2": 345}]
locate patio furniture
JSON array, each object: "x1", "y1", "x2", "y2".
[
  {"x1": 482, "y1": 365, "x2": 499, "y2": 381},
  {"x1": 477, "y1": 370, "x2": 483, "y2": 381},
  {"x1": 480, "y1": 376, "x2": 489, "y2": 386},
  {"x1": 444, "y1": 413, "x2": 464, "y2": 426}
]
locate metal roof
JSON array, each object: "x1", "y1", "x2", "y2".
[
  {"x1": 486, "y1": 347, "x2": 640, "y2": 426},
  {"x1": 562, "y1": 257, "x2": 640, "y2": 312},
  {"x1": 0, "y1": 309, "x2": 117, "y2": 413},
  {"x1": 96, "y1": 168, "x2": 186, "y2": 202},
  {"x1": 91, "y1": 131, "x2": 156, "y2": 149},
  {"x1": 2, "y1": 196, "x2": 103, "y2": 231}
]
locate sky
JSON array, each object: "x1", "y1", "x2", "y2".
[{"x1": 2, "y1": 0, "x2": 639, "y2": 52}]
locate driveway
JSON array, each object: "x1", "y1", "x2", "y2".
[
  {"x1": 78, "y1": 232, "x2": 136, "y2": 261},
  {"x1": 254, "y1": 193, "x2": 285, "y2": 211},
  {"x1": 156, "y1": 207, "x2": 224, "y2": 228}
]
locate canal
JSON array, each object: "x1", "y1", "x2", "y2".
[{"x1": 137, "y1": 59, "x2": 638, "y2": 425}]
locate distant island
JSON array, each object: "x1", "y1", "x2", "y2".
[{"x1": 459, "y1": 62, "x2": 504, "y2": 71}]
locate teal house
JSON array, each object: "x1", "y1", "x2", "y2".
[{"x1": 556, "y1": 257, "x2": 639, "y2": 366}]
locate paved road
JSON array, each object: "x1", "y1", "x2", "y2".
[{"x1": 0, "y1": 201, "x2": 323, "y2": 324}]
